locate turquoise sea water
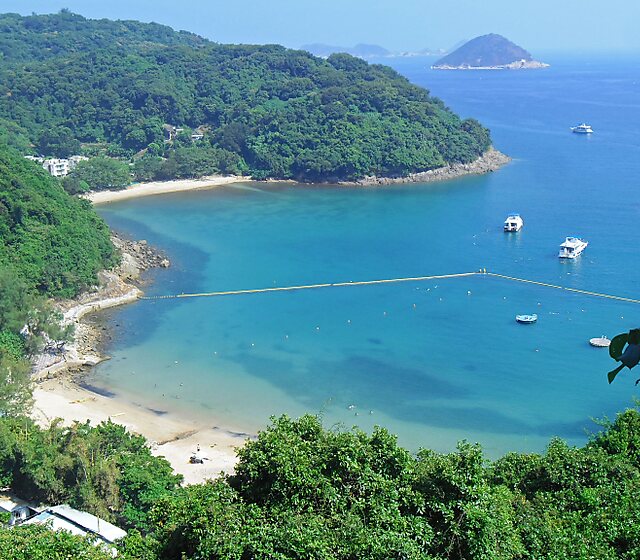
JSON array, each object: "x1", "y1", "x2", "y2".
[{"x1": 91, "y1": 54, "x2": 640, "y2": 457}]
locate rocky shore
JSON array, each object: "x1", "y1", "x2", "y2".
[
  {"x1": 33, "y1": 234, "x2": 170, "y2": 380},
  {"x1": 433, "y1": 61, "x2": 549, "y2": 70},
  {"x1": 341, "y1": 148, "x2": 511, "y2": 186}
]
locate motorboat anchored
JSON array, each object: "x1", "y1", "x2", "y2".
[
  {"x1": 516, "y1": 314, "x2": 537, "y2": 324},
  {"x1": 558, "y1": 237, "x2": 588, "y2": 259},
  {"x1": 571, "y1": 123, "x2": 593, "y2": 134},
  {"x1": 589, "y1": 336, "x2": 611, "y2": 348},
  {"x1": 504, "y1": 214, "x2": 524, "y2": 232}
]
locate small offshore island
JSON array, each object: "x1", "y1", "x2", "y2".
[{"x1": 432, "y1": 33, "x2": 549, "y2": 70}]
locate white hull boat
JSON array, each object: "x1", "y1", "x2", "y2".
[
  {"x1": 504, "y1": 214, "x2": 524, "y2": 232},
  {"x1": 558, "y1": 237, "x2": 588, "y2": 259},
  {"x1": 571, "y1": 123, "x2": 593, "y2": 134}
]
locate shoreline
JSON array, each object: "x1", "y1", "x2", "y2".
[
  {"x1": 31, "y1": 236, "x2": 241, "y2": 484},
  {"x1": 85, "y1": 175, "x2": 248, "y2": 205},
  {"x1": 84, "y1": 148, "x2": 510, "y2": 206},
  {"x1": 32, "y1": 378, "x2": 240, "y2": 484},
  {"x1": 338, "y1": 148, "x2": 510, "y2": 186}
]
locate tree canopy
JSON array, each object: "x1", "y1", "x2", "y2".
[
  {"x1": 0, "y1": 145, "x2": 116, "y2": 297},
  {"x1": 0, "y1": 143, "x2": 116, "y2": 416},
  {"x1": 133, "y1": 411, "x2": 640, "y2": 559},
  {"x1": 0, "y1": 410, "x2": 639, "y2": 558},
  {"x1": 0, "y1": 11, "x2": 492, "y2": 182}
]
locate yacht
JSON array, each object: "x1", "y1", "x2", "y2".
[
  {"x1": 571, "y1": 123, "x2": 593, "y2": 134},
  {"x1": 558, "y1": 237, "x2": 588, "y2": 258},
  {"x1": 504, "y1": 214, "x2": 524, "y2": 232},
  {"x1": 516, "y1": 314, "x2": 537, "y2": 324}
]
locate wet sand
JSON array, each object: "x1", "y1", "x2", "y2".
[{"x1": 32, "y1": 378, "x2": 242, "y2": 485}]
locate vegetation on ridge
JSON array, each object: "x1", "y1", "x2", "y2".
[{"x1": 0, "y1": 11, "x2": 492, "y2": 182}]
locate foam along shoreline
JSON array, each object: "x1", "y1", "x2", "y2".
[
  {"x1": 85, "y1": 175, "x2": 248, "y2": 205},
  {"x1": 32, "y1": 378, "x2": 240, "y2": 484}
]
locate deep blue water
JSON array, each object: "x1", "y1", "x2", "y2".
[{"x1": 91, "y1": 54, "x2": 640, "y2": 457}]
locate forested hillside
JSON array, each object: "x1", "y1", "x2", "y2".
[
  {"x1": 0, "y1": 144, "x2": 116, "y2": 417},
  {"x1": 0, "y1": 145, "x2": 116, "y2": 297},
  {"x1": 0, "y1": 11, "x2": 491, "y2": 181}
]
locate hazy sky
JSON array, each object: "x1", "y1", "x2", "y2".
[{"x1": 3, "y1": 0, "x2": 638, "y2": 53}]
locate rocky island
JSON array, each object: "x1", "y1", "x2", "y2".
[{"x1": 432, "y1": 33, "x2": 549, "y2": 70}]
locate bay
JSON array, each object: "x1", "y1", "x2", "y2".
[{"x1": 90, "y1": 53, "x2": 640, "y2": 457}]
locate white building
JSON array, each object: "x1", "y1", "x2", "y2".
[
  {"x1": 22, "y1": 504, "x2": 127, "y2": 552},
  {"x1": 40, "y1": 155, "x2": 88, "y2": 177},
  {"x1": 42, "y1": 159, "x2": 70, "y2": 177},
  {"x1": 0, "y1": 493, "x2": 39, "y2": 526}
]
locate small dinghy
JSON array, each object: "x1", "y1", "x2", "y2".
[
  {"x1": 516, "y1": 314, "x2": 537, "y2": 324},
  {"x1": 589, "y1": 336, "x2": 610, "y2": 348}
]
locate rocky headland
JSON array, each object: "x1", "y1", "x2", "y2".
[
  {"x1": 343, "y1": 147, "x2": 510, "y2": 186},
  {"x1": 33, "y1": 234, "x2": 170, "y2": 380}
]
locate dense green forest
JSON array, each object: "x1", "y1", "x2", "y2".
[
  {"x1": 2, "y1": 411, "x2": 640, "y2": 559},
  {"x1": 0, "y1": 144, "x2": 116, "y2": 416},
  {"x1": 0, "y1": 11, "x2": 491, "y2": 182}
]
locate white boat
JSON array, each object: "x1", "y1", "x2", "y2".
[
  {"x1": 558, "y1": 237, "x2": 588, "y2": 258},
  {"x1": 516, "y1": 314, "x2": 537, "y2": 324},
  {"x1": 589, "y1": 336, "x2": 610, "y2": 348},
  {"x1": 504, "y1": 214, "x2": 524, "y2": 232},
  {"x1": 571, "y1": 123, "x2": 593, "y2": 134}
]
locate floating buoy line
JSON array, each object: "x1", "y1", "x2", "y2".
[{"x1": 138, "y1": 269, "x2": 640, "y2": 306}]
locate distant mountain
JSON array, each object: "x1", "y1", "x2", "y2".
[
  {"x1": 301, "y1": 43, "x2": 390, "y2": 59},
  {"x1": 432, "y1": 34, "x2": 549, "y2": 70},
  {"x1": 302, "y1": 43, "x2": 449, "y2": 60}
]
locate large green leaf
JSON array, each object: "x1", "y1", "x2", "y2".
[{"x1": 609, "y1": 333, "x2": 629, "y2": 360}]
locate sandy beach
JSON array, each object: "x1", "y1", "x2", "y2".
[
  {"x1": 85, "y1": 175, "x2": 247, "y2": 205},
  {"x1": 32, "y1": 378, "x2": 240, "y2": 485},
  {"x1": 31, "y1": 239, "x2": 243, "y2": 484}
]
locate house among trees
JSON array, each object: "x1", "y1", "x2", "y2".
[
  {"x1": 22, "y1": 504, "x2": 126, "y2": 548},
  {"x1": 0, "y1": 493, "x2": 39, "y2": 526},
  {"x1": 26, "y1": 154, "x2": 89, "y2": 177}
]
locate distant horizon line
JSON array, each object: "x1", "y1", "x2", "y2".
[{"x1": 3, "y1": 10, "x2": 639, "y2": 56}]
